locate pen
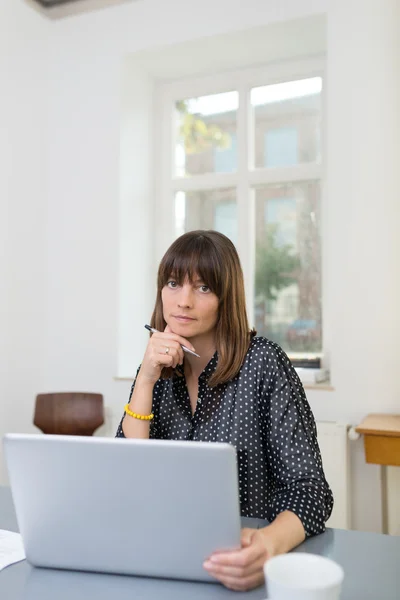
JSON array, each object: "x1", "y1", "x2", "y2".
[{"x1": 144, "y1": 324, "x2": 200, "y2": 358}]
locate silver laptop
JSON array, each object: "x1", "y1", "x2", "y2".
[{"x1": 3, "y1": 433, "x2": 241, "y2": 581}]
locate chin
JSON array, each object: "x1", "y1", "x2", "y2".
[
  {"x1": 174, "y1": 321, "x2": 198, "y2": 332},
  {"x1": 171, "y1": 321, "x2": 199, "y2": 336}
]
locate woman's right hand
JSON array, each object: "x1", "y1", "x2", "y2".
[{"x1": 137, "y1": 326, "x2": 196, "y2": 385}]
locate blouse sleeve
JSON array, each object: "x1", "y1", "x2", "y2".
[
  {"x1": 115, "y1": 366, "x2": 160, "y2": 439},
  {"x1": 261, "y1": 344, "x2": 334, "y2": 536}
]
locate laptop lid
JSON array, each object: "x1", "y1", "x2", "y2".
[{"x1": 3, "y1": 434, "x2": 241, "y2": 582}]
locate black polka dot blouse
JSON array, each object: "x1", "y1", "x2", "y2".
[{"x1": 116, "y1": 336, "x2": 333, "y2": 536}]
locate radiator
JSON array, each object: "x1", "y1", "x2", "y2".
[{"x1": 317, "y1": 421, "x2": 351, "y2": 530}]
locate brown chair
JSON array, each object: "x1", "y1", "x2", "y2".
[{"x1": 34, "y1": 393, "x2": 104, "y2": 436}]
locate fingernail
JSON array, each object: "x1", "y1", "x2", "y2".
[
  {"x1": 203, "y1": 561, "x2": 212, "y2": 569},
  {"x1": 210, "y1": 555, "x2": 219, "y2": 563}
]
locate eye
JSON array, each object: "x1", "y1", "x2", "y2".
[
  {"x1": 166, "y1": 280, "x2": 178, "y2": 289},
  {"x1": 199, "y1": 284, "x2": 211, "y2": 293}
]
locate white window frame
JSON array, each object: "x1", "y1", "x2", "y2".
[{"x1": 154, "y1": 57, "x2": 325, "y2": 358}]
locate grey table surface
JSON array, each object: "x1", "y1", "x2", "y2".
[{"x1": 1, "y1": 485, "x2": 399, "y2": 600}]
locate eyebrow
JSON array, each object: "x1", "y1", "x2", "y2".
[{"x1": 169, "y1": 273, "x2": 205, "y2": 284}]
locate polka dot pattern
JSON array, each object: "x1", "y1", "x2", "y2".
[{"x1": 116, "y1": 336, "x2": 333, "y2": 536}]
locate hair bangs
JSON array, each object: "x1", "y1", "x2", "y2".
[{"x1": 158, "y1": 234, "x2": 224, "y2": 298}]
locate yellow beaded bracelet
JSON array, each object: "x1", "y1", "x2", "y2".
[{"x1": 124, "y1": 404, "x2": 154, "y2": 421}]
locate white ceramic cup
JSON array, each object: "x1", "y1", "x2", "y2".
[{"x1": 264, "y1": 553, "x2": 344, "y2": 600}]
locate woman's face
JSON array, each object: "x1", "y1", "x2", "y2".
[{"x1": 161, "y1": 274, "x2": 219, "y2": 340}]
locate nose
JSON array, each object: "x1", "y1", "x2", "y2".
[{"x1": 177, "y1": 283, "x2": 194, "y2": 308}]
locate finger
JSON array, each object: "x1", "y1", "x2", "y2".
[
  {"x1": 210, "y1": 528, "x2": 256, "y2": 562},
  {"x1": 204, "y1": 558, "x2": 263, "y2": 578},
  {"x1": 152, "y1": 339, "x2": 182, "y2": 355},
  {"x1": 156, "y1": 345, "x2": 179, "y2": 356},
  {"x1": 153, "y1": 354, "x2": 174, "y2": 368},
  {"x1": 178, "y1": 345, "x2": 184, "y2": 364},
  {"x1": 161, "y1": 341, "x2": 184, "y2": 365},
  {"x1": 152, "y1": 338, "x2": 189, "y2": 363},
  {"x1": 208, "y1": 543, "x2": 261, "y2": 567},
  {"x1": 168, "y1": 347, "x2": 183, "y2": 368},
  {"x1": 157, "y1": 329, "x2": 196, "y2": 352},
  {"x1": 209, "y1": 571, "x2": 264, "y2": 592},
  {"x1": 152, "y1": 331, "x2": 195, "y2": 352},
  {"x1": 156, "y1": 345, "x2": 182, "y2": 367},
  {"x1": 206, "y1": 543, "x2": 265, "y2": 576}
]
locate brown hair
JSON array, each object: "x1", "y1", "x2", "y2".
[{"x1": 150, "y1": 230, "x2": 255, "y2": 387}]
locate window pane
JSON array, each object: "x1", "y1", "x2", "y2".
[
  {"x1": 251, "y1": 77, "x2": 322, "y2": 168},
  {"x1": 175, "y1": 92, "x2": 238, "y2": 177},
  {"x1": 175, "y1": 189, "x2": 237, "y2": 244},
  {"x1": 254, "y1": 181, "x2": 322, "y2": 355}
]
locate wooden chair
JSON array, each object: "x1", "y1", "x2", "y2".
[{"x1": 34, "y1": 393, "x2": 104, "y2": 436}]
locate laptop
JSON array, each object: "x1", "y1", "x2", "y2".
[{"x1": 3, "y1": 433, "x2": 241, "y2": 581}]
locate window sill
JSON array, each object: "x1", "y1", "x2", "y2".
[{"x1": 303, "y1": 382, "x2": 334, "y2": 391}]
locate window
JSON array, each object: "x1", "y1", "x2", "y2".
[
  {"x1": 215, "y1": 133, "x2": 237, "y2": 173},
  {"x1": 264, "y1": 128, "x2": 298, "y2": 167},
  {"x1": 175, "y1": 91, "x2": 238, "y2": 177},
  {"x1": 157, "y1": 60, "x2": 324, "y2": 359},
  {"x1": 175, "y1": 188, "x2": 237, "y2": 243},
  {"x1": 255, "y1": 181, "x2": 321, "y2": 353}
]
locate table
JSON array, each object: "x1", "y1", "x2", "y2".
[
  {"x1": 1, "y1": 486, "x2": 399, "y2": 600},
  {"x1": 356, "y1": 413, "x2": 400, "y2": 534}
]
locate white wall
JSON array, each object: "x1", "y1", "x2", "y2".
[
  {"x1": 0, "y1": 0, "x2": 49, "y2": 483},
  {"x1": 44, "y1": 0, "x2": 330, "y2": 427},
  {"x1": 2, "y1": 0, "x2": 399, "y2": 535}
]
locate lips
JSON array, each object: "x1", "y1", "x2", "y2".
[{"x1": 173, "y1": 315, "x2": 196, "y2": 322}]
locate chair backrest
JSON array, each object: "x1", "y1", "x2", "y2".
[{"x1": 34, "y1": 393, "x2": 104, "y2": 436}]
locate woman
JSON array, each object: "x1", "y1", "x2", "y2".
[{"x1": 116, "y1": 230, "x2": 333, "y2": 591}]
